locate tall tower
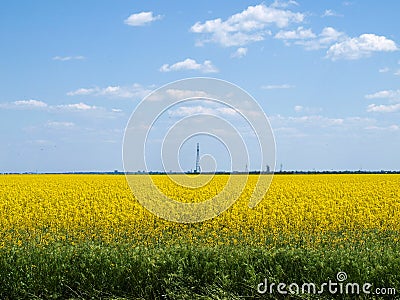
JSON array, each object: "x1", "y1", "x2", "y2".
[{"x1": 195, "y1": 143, "x2": 201, "y2": 173}]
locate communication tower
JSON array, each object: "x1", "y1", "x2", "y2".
[{"x1": 195, "y1": 143, "x2": 201, "y2": 173}]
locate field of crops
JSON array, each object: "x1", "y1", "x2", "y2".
[{"x1": 0, "y1": 174, "x2": 399, "y2": 299}]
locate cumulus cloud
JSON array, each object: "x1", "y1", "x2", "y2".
[
  {"x1": 67, "y1": 83, "x2": 151, "y2": 99},
  {"x1": 273, "y1": 26, "x2": 397, "y2": 61},
  {"x1": 275, "y1": 26, "x2": 316, "y2": 40},
  {"x1": 52, "y1": 103, "x2": 123, "y2": 119},
  {"x1": 145, "y1": 88, "x2": 212, "y2": 102},
  {"x1": 52, "y1": 56, "x2": 85, "y2": 61},
  {"x1": 367, "y1": 103, "x2": 400, "y2": 113},
  {"x1": 365, "y1": 89, "x2": 400, "y2": 101},
  {"x1": 366, "y1": 89, "x2": 400, "y2": 113},
  {"x1": 286, "y1": 27, "x2": 346, "y2": 50},
  {"x1": 168, "y1": 105, "x2": 236, "y2": 117},
  {"x1": 56, "y1": 102, "x2": 98, "y2": 111},
  {"x1": 124, "y1": 11, "x2": 162, "y2": 26},
  {"x1": 190, "y1": 3, "x2": 397, "y2": 63},
  {"x1": 310, "y1": 27, "x2": 345, "y2": 47},
  {"x1": 0, "y1": 99, "x2": 48, "y2": 109},
  {"x1": 190, "y1": 3, "x2": 304, "y2": 47},
  {"x1": 0, "y1": 99, "x2": 117, "y2": 116},
  {"x1": 14, "y1": 99, "x2": 48, "y2": 108},
  {"x1": 326, "y1": 34, "x2": 398, "y2": 60},
  {"x1": 231, "y1": 47, "x2": 248, "y2": 58},
  {"x1": 159, "y1": 58, "x2": 218, "y2": 73},
  {"x1": 0, "y1": 98, "x2": 124, "y2": 122},
  {"x1": 67, "y1": 88, "x2": 95, "y2": 96}
]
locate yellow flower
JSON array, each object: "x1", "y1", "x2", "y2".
[{"x1": 0, "y1": 174, "x2": 398, "y2": 247}]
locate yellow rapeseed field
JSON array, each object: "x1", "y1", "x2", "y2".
[{"x1": 0, "y1": 174, "x2": 399, "y2": 248}]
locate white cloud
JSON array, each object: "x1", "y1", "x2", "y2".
[
  {"x1": 326, "y1": 34, "x2": 398, "y2": 60},
  {"x1": 190, "y1": 3, "x2": 304, "y2": 47},
  {"x1": 367, "y1": 103, "x2": 400, "y2": 113},
  {"x1": 379, "y1": 67, "x2": 390, "y2": 73},
  {"x1": 166, "y1": 89, "x2": 210, "y2": 99},
  {"x1": 322, "y1": 9, "x2": 343, "y2": 17},
  {"x1": 271, "y1": 0, "x2": 299, "y2": 8},
  {"x1": 52, "y1": 55, "x2": 85, "y2": 61},
  {"x1": 394, "y1": 69, "x2": 400, "y2": 76},
  {"x1": 311, "y1": 27, "x2": 346, "y2": 49},
  {"x1": 67, "y1": 88, "x2": 96, "y2": 96},
  {"x1": 0, "y1": 99, "x2": 48, "y2": 109},
  {"x1": 275, "y1": 27, "x2": 316, "y2": 40},
  {"x1": 274, "y1": 26, "x2": 345, "y2": 50},
  {"x1": 67, "y1": 83, "x2": 151, "y2": 99},
  {"x1": 294, "y1": 105, "x2": 322, "y2": 113},
  {"x1": 217, "y1": 107, "x2": 237, "y2": 116},
  {"x1": 261, "y1": 84, "x2": 294, "y2": 90},
  {"x1": 231, "y1": 47, "x2": 248, "y2": 58},
  {"x1": 14, "y1": 99, "x2": 48, "y2": 108},
  {"x1": 365, "y1": 89, "x2": 400, "y2": 101},
  {"x1": 295, "y1": 27, "x2": 346, "y2": 50},
  {"x1": 275, "y1": 28, "x2": 397, "y2": 61},
  {"x1": 56, "y1": 102, "x2": 98, "y2": 111},
  {"x1": 159, "y1": 58, "x2": 218, "y2": 73},
  {"x1": 271, "y1": 114, "x2": 345, "y2": 127},
  {"x1": 45, "y1": 121, "x2": 75, "y2": 128},
  {"x1": 365, "y1": 124, "x2": 399, "y2": 131},
  {"x1": 145, "y1": 89, "x2": 212, "y2": 102},
  {"x1": 168, "y1": 105, "x2": 236, "y2": 117},
  {"x1": 366, "y1": 90, "x2": 400, "y2": 113},
  {"x1": 294, "y1": 105, "x2": 303, "y2": 112},
  {"x1": 169, "y1": 106, "x2": 216, "y2": 117},
  {"x1": 0, "y1": 98, "x2": 123, "y2": 119},
  {"x1": 124, "y1": 11, "x2": 162, "y2": 26}
]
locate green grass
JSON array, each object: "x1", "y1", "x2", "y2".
[{"x1": 0, "y1": 232, "x2": 399, "y2": 299}]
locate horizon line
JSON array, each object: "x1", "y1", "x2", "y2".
[{"x1": 2, "y1": 170, "x2": 400, "y2": 175}]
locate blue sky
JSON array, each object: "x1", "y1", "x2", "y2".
[{"x1": 1, "y1": 0, "x2": 400, "y2": 172}]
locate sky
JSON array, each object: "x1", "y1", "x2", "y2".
[{"x1": 1, "y1": 0, "x2": 400, "y2": 173}]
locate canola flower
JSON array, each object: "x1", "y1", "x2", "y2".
[{"x1": 0, "y1": 174, "x2": 399, "y2": 248}]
